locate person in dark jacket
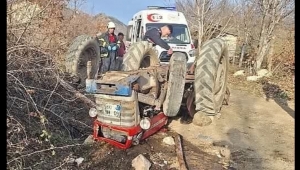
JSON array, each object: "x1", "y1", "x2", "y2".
[
  {"x1": 143, "y1": 25, "x2": 173, "y2": 55},
  {"x1": 96, "y1": 21, "x2": 120, "y2": 74},
  {"x1": 116, "y1": 32, "x2": 126, "y2": 70}
]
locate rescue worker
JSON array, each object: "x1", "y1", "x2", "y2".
[
  {"x1": 143, "y1": 25, "x2": 173, "y2": 55},
  {"x1": 96, "y1": 21, "x2": 120, "y2": 74},
  {"x1": 116, "y1": 32, "x2": 126, "y2": 70}
]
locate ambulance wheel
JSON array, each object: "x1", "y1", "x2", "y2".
[
  {"x1": 163, "y1": 52, "x2": 187, "y2": 117},
  {"x1": 65, "y1": 35, "x2": 100, "y2": 87},
  {"x1": 122, "y1": 41, "x2": 159, "y2": 71},
  {"x1": 194, "y1": 38, "x2": 229, "y2": 115}
]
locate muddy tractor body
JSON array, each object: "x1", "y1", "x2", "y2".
[{"x1": 88, "y1": 63, "x2": 195, "y2": 149}]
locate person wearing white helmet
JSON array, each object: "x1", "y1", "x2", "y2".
[
  {"x1": 96, "y1": 21, "x2": 120, "y2": 74},
  {"x1": 107, "y1": 22, "x2": 116, "y2": 30}
]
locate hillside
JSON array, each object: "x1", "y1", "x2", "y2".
[
  {"x1": 93, "y1": 13, "x2": 127, "y2": 35},
  {"x1": 62, "y1": 8, "x2": 127, "y2": 35}
]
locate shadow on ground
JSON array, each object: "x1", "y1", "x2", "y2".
[
  {"x1": 212, "y1": 128, "x2": 263, "y2": 170},
  {"x1": 179, "y1": 137, "x2": 222, "y2": 170},
  {"x1": 261, "y1": 81, "x2": 294, "y2": 118}
]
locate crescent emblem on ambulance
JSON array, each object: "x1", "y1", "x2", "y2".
[{"x1": 147, "y1": 13, "x2": 163, "y2": 22}]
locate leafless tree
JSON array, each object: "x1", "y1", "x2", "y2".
[
  {"x1": 236, "y1": 0, "x2": 258, "y2": 67},
  {"x1": 175, "y1": 0, "x2": 241, "y2": 50},
  {"x1": 253, "y1": 0, "x2": 294, "y2": 70}
]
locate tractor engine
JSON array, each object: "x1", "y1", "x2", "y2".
[
  {"x1": 94, "y1": 91, "x2": 140, "y2": 143},
  {"x1": 88, "y1": 69, "x2": 168, "y2": 149}
]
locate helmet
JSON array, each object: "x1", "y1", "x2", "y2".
[{"x1": 107, "y1": 22, "x2": 116, "y2": 29}]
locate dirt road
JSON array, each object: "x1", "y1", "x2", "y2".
[
  {"x1": 169, "y1": 88, "x2": 295, "y2": 170},
  {"x1": 74, "y1": 87, "x2": 294, "y2": 170}
]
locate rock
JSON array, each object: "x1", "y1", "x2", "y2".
[
  {"x1": 218, "y1": 145, "x2": 231, "y2": 169},
  {"x1": 162, "y1": 136, "x2": 175, "y2": 145},
  {"x1": 220, "y1": 145, "x2": 231, "y2": 160},
  {"x1": 75, "y1": 157, "x2": 84, "y2": 166},
  {"x1": 257, "y1": 69, "x2": 269, "y2": 77},
  {"x1": 132, "y1": 154, "x2": 151, "y2": 170},
  {"x1": 233, "y1": 70, "x2": 245, "y2": 77},
  {"x1": 246, "y1": 75, "x2": 262, "y2": 81},
  {"x1": 83, "y1": 135, "x2": 95, "y2": 145}
]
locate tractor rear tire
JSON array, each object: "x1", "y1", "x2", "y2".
[
  {"x1": 65, "y1": 35, "x2": 100, "y2": 87},
  {"x1": 163, "y1": 52, "x2": 187, "y2": 117},
  {"x1": 194, "y1": 38, "x2": 229, "y2": 116},
  {"x1": 122, "y1": 41, "x2": 159, "y2": 71}
]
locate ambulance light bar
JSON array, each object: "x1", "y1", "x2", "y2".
[{"x1": 147, "y1": 6, "x2": 176, "y2": 10}]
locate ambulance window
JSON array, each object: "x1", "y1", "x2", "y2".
[
  {"x1": 136, "y1": 19, "x2": 142, "y2": 38},
  {"x1": 146, "y1": 23, "x2": 191, "y2": 44},
  {"x1": 126, "y1": 25, "x2": 133, "y2": 41}
]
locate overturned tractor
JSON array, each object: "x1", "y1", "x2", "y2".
[{"x1": 65, "y1": 36, "x2": 229, "y2": 149}]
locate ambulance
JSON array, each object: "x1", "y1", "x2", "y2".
[{"x1": 125, "y1": 6, "x2": 195, "y2": 68}]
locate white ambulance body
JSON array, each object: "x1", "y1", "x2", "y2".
[{"x1": 125, "y1": 6, "x2": 195, "y2": 68}]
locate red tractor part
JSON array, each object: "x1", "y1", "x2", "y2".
[{"x1": 93, "y1": 112, "x2": 168, "y2": 149}]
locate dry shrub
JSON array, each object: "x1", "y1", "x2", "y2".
[
  {"x1": 6, "y1": 0, "x2": 108, "y2": 169},
  {"x1": 7, "y1": 46, "x2": 92, "y2": 169},
  {"x1": 264, "y1": 25, "x2": 295, "y2": 99},
  {"x1": 271, "y1": 27, "x2": 294, "y2": 75},
  {"x1": 8, "y1": 0, "x2": 107, "y2": 69}
]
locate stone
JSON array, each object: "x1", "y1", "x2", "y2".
[
  {"x1": 162, "y1": 136, "x2": 175, "y2": 146},
  {"x1": 257, "y1": 69, "x2": 269, "y2": 77},
  {"x1": 132, "y1": 154, "x2": 151, "y2": 170},
  {"x1": 83, "y1": 135, "x2": 95, "y2": 145},
  {"x1": 246, "y1": 75, "x2": 262, "y2": 81},
  {"x1": 233, "y1": 70, "x2": 245, "y2": 77},
  {"x1": 75, "y1": 157, "x2": 84, "y2": 166}
]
